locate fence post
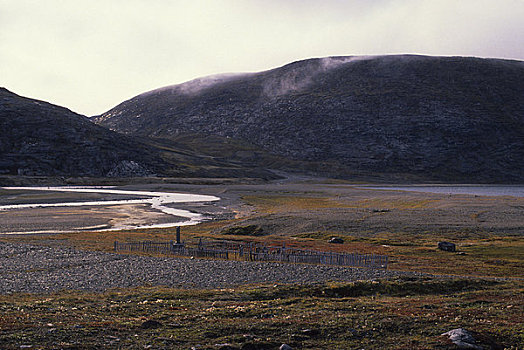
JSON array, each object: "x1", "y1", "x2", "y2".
[
  {"x1": 113, "y1": 239, "x2": 388, "y2": 269},
  {"x1": 176, "y1": 226, "x2": 181, "y2": 245}
]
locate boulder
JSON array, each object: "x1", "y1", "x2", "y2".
[
  {"x1": 279, "y1": 345, "x2": 292, "y2": 350},
  {"x1": 438, "y1": 241, "x2": 456, "y2": 252},
  {"x1": 328, "y1": 237, "x2": 344, "y2": 244},
  {"x1": 441, "y1": 328, "x2": 482, "y2": 349},
  {"x1": 301, "y1": 328, "x2": 319, "y2": 336}
]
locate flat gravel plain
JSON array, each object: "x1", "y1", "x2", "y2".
[{"x1": 0, "y1": 242, "x2": 419, "y2": 294}]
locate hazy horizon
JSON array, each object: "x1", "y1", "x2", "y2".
[{"x1": 1, "y1": 0, "x2": 523, "y2": 116}]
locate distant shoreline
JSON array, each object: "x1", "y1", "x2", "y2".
[{"x1": 357, "y1": 184, "x2": 524, "y2": 198}]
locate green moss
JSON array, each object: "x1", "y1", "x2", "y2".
[{"x1": 221, "y1": 225, "x2": 266, "y2": 236}]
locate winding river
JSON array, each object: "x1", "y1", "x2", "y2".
[{"x1": 0, "y1": 186, "x2": 220, "y2": 231}]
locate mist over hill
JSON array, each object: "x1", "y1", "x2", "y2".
[{"x1": 95, "y1": 55, "x2": 524, "y2": 183}]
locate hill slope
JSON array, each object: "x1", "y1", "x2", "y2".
[
  {"x1": 0, "y1": 88, "x2": 174, "y2": 177},
  {"x1": 0, "y1": 88, "x2": 275, "y2": 179},
  {"x1": 95, "y1": 55, "x2": 524, "y2": 182}
]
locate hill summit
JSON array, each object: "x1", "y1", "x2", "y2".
[{"x1": 96, "y1": 55, "x2": 524, "y2": 182}]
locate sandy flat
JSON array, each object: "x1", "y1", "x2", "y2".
[{"x1": 0, "y1": 203, "x2": 186, "y2": 234}]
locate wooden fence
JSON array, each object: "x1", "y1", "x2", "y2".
[{"x1": 114, "y1": 240, "x2": 388, "y2": 269}]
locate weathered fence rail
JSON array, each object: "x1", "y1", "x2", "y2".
[{"x1": 114, "y1": 240, "x2": 388, "y2": 269}]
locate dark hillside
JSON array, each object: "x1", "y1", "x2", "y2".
[
  {"x1": 0, "y1": 88, "x2": 172, "y2": 177},
  {"x1": 95, "y1": 55, "x2": 524, "y2": 182},
  {"x1": 0, "y1": 88, "x2": 275, "y2": 179}
]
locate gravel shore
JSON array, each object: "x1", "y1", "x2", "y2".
[{"x1": 0, "y1": 242, "x2": 420, "y2": 294}]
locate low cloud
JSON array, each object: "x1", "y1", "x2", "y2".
[{"x1": 0, "y1": 0, "x2": 522, "y2": 115}]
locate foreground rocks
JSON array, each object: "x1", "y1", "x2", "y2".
[
  {"x1": 0, "y1": 242, "x2": 423, "y2": 294},
  {"x1": 438, "y1": 241, "x2": 456, "y2": 252},
  {"x1": 441, "y1": 328, "x2": 482, "y2": 349},
  {"x1": 328, "y1": 237, "x2": 344, "y2": 244}
]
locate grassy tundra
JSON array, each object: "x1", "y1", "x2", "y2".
[{"x1": 0, "y1": 183, "x2": 522, "y2": 348}]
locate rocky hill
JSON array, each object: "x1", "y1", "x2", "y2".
[
  {"x1": 0, "y1": 88, "x2": 274, "y2": 179},
  {"x1": 0, "y1": 88, "x2": 171, "y2": 177},
  {"x1": 95, "y1": 55, "x2": 524, "y2": 183}
]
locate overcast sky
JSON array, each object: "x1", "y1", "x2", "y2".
[{"x1": 1, "y1": 0, "x2": 523, "y2": 116}]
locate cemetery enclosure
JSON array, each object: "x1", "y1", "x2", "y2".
[{"x1": 113, "y1": 239, "x2": 389, "y2": 269}]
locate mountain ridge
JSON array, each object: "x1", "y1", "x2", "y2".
[{"x1": 95, "y1": 55, "x2": 524, "y2": 183}]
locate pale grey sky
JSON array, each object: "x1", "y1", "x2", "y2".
[{"x1": 1, "y1": 0, "x2": 523, "y2": 116}]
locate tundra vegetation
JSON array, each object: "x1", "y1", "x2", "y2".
[{"x1": 0, "y1": 183, "x2": 522, "y2": 349}]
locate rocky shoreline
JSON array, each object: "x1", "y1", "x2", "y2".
[{"x1": 0, "y1": 242, "x2": 422, "y2": 294}]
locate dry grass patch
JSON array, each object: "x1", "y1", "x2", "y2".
[
  {"x1": 242, "y1": 195, "x2": 351, "y2": 213},
  {"x1": 0, "y1": 278, "x2": 521, "y2": 349}
]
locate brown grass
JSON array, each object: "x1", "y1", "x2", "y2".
[
  {"x1": 0, "y1": 279, "x2": 521, "y2": 349},
  {"x1": 1, "y1": 184, "x2": 523, "y2": 348}
]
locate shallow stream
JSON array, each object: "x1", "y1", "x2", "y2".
[{"x1": 0, "y1": 186, "x2": 220, "y2": 232}]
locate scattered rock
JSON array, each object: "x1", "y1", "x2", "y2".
[
  {"x1": 167, "y1": 323, "x2": 183, "y2": 328},
  {"x1": 0, "y1": 241, "x2": 419, "y2": 294},
  {"x1": 106, "y1": 160, "x2": 153, "y2": 177},
  {"x1": 441, "y1": 328, "x2": 482, "y2": 349},
  {"x1": 328, "y1": 237, "x2": 344, "y2": 244},
  {"x1": 301, "y1": 328, "x2": 320, "y2": 337},
  {"x1": 140, "y1": 320, "x2": 162, "y2": 329},
  {"x1": 438, "y1": 241, "x2": 456, "y2": 252}
]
